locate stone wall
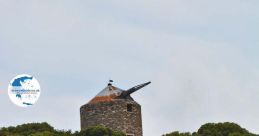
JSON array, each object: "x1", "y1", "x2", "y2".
[{"x1": 80, "y1": 99, "x2": 142, "y2": 136}]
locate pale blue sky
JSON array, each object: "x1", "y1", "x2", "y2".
[{"x1": 0, "y1": 0, "x2": 259, "y2": 136}]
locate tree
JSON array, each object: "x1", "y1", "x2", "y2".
[
  {"x1": 163, "y1": 122, "x2": 257, "y2": 136},
  {"x1": 75, "y1": 125, "x2": 125, "y2": 136},
  {"x1": 163, "y1": 131, "x2": 192, "y2": 136},
  {"x1": 197, "y1": 122, "x2": 256, "y2": 136},
  {"x1": 0, "y1": 123, "x2": 125, "y2": 136},
  {"x1": 0, "y1": 122, "x2": 58, "y2": 136}
]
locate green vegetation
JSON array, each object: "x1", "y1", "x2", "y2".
[
  {"x1": 0, "y1": 122, "x2": 125, "y2": 136},
  {"x1": 163, "y1": 122, "x2": 258, "y2": 136},
  {"x1": 0, "y1": 122, "x2": 257, "y2": 136},
  {"x1": 74, "y1": 125, "x2": 125, "y2": 136}
]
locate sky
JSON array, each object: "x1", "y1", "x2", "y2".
[{"x1": 0, "y1": 0, "x2": 259, "y2": 136}]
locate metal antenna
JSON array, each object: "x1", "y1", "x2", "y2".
[{"x1": 108, "y1": 79, "x2": 113, "y2": 86}]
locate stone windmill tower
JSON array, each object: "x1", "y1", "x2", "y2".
[{"x1": 80, "y1": 81, "x2": 151, "y2": 136}]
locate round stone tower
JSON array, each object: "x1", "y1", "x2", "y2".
[{"x1": 80, "y1": 81, "x2": 150, "y2": 136}]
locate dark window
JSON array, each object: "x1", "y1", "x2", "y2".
[{"x1": 127, "y1": 104, "x2": 133, "y2": 112}]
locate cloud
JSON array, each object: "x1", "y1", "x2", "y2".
[
  {"x1": 139, "y1": 42, "x2": 259, "y2": 135},
  {"x1": 0, "y1": 0, "x2": 259, "y2": 136}
]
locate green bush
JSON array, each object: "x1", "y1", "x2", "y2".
[
  {"x1": 1, "y1": 122, "x2": 257, "y2": 136},
  {"x1": 162, "y1": 131, "x2": 192, "y2": 136},
  {"x1": 163, "y1": 122, "x2": 257, "y2": 136},
  {"x1": 0, "y1": 123, "x2": 125, "y2": 136},
  {"x1": 76, "y1": 125, "x2": 125, "y2": 136}
]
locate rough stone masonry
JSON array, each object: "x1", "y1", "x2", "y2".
[{"x1": 80, "y1": 81, "x2": 151, "y2": 136}]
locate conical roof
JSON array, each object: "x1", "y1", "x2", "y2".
[
  {"x1": 88, "y1": 84, "x2": 124, "y2": 104},
  {"x1": 87, "y1": 81, "x2": 151, "y2": 104}
]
